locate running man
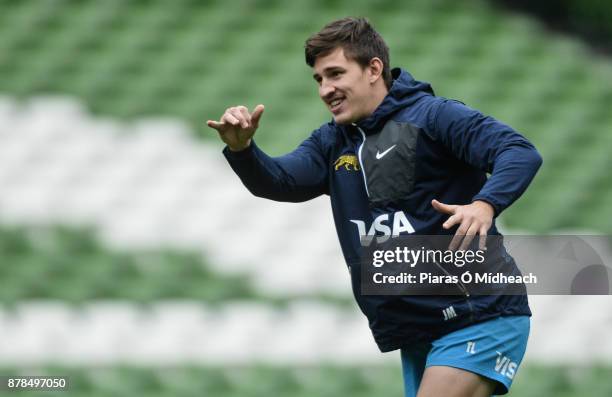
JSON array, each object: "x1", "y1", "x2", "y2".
[{"x1": 207, "y1": 17, "x2": 542, "y2": 397}]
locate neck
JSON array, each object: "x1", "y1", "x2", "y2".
[{"x1": 365, "y1": 82, "x2": 389, "y2": 116}]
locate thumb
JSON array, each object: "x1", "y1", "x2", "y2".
[
  {"x1": 206, "y1": 120, "x2": 224, "y2": 131},
  {"x1": 432, "y1": 199, "x2": 458, "y2": 215},
  {"x1": 251, "y1": 104, "x2": 265, "y2": 128}
]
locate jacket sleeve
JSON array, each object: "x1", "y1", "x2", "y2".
[
  {"x1": 428, "y1": 99, "x2": 543, "y2": 216},
  {"x1": 222, "y1": 128, "x2": 329, "y2": 202}
]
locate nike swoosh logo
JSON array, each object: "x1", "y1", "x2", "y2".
[{"x1": 375, "y1": 144, "x2": 397, "y2": 160}]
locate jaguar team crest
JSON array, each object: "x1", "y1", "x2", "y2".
[{"x1": 334, "y1": 154, "x2": 360, "y2": 171}]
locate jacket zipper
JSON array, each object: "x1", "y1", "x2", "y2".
[
  {"x1": 432, "y1": 260, "x2": 475, "y2": 322},
  {"x1": 355, "y1": 126, "x2": 370, "y2": 197},
  {"x1": 354, "y1": 124, "x2": 473, "y2": 321}
]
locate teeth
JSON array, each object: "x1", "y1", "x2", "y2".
[{"x1": 330, "y1": 99, "x2": 342, "y2": 107}]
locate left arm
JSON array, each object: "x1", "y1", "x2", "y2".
[{"x1": 428, "y1": 99, "x2": 543, "y2": 249}]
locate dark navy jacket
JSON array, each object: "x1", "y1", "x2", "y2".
[{"x1": 223, "y1": 68, "x2": 543, "y2": 352}]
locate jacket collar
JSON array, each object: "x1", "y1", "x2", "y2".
[{"x1": 334, "y1": 68, "x2": 434, "y2": 135}]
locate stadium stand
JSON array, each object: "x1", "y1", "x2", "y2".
[{"x1": 0, "y1": 0, "x2": 611, "y2": 231}]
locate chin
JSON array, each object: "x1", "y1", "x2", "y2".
[{"x1": 333, "y1": 112, "x2": 355, "y2": 125}]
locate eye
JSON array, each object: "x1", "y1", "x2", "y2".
[{"x1": 331, "y1": 70, "x2": 342, "y2": 78}]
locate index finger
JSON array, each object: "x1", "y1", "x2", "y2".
[
  {"x1": 448, "y1": 226, "x2": 466, "y2": 251},
  {"x1": 458, "y1": 224, "x2": 479, "y2": 251},
  {"x1": 448, "y1": 221, "x2": 471, "y2": 251}
]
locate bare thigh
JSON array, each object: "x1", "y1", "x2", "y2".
[{"x1": 416, "y1": 365, "x2": 496, "y2": 397}]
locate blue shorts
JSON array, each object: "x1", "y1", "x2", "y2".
[{"x1": 401, "y1": 315, "x2": 530, "y2": 396}]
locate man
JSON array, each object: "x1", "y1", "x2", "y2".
[{"x1": 207, "y1": 17, "x2": 542, "y2": 397}]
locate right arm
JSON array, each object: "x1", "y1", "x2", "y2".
[{"x1": 207, "y1": 105, "x2": 329, "y2": 202}]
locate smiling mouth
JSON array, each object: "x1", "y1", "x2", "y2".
[{"x1": 328, "y1": 97, "x2": 345, "y2": 113}]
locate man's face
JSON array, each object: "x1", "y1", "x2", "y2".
[{"x1": 313, "y1": 47, "x2": 376, "y2": 125}]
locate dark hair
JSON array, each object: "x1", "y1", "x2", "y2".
[{"x1": 305, "y1": 17, "x2": 392, "y2": 89}]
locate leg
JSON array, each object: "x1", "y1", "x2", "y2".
[
  {"x1": 423, "y1": 315, "x2": 531, "y2": 396},
  {"x1": 416, "y1": 365, "x2": 496, "y2": 397}
]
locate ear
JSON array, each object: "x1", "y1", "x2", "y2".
[{"x1": 368, "y1": 57, "x2": 384, "y2": 84}]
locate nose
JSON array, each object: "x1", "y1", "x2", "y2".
[{"x1": 319, "y1": 79, "x2": 335, "y2": 100}]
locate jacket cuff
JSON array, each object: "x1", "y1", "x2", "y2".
[
  {"x1": 471, "y1": 195, "x2": 502, "y2": 218},
  {"x1": 222, "y1": 141, "x2": 256, "y2": 161}
]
